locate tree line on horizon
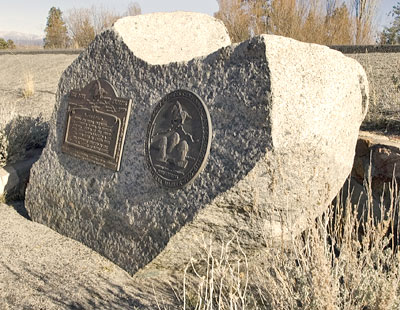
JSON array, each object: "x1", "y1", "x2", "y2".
[
  {"x1": 43, "y1": 2, "x2": 141, "y2": 49},
  {"x1": 42, "y1": 0, "x2": 400, "y2": 49},
  {"x1": 0, "y1": 38, "x2": 16, "y2": 49}
]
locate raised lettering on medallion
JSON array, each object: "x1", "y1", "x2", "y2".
[
  {"x1": 61, "y1": 79, "x2": 132, "y2": 171},
  {"x1": 145, "y1": 89, "x2": 212, "y2": 188}
]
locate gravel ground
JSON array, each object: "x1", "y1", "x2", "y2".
[
  {"x1": 347, "y1": 52, "x2": 400, "y2": 134},
  {"x1": 0, "y1": 54, "x2": 78, "y2": 166},
  {"x1": 0, "y1": 54, "x2": 77, "y2": 126},
  {"x1": 0, "y1": 202, "x2": 180, "y2": 309}
]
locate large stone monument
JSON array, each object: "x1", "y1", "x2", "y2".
[{"x1": 25, "y1": 12, "x2": 369, "y2": 275}]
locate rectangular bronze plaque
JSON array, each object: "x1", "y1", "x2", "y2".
[{"x1": 61, "y1": 79, "x2": 132, "y2": 171}]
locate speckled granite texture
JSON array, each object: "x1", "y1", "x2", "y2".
[
  {"x1": 25, "y1": 14, "x2": 368, "y2": 275},
  {"x1": 113, "y1": 12, "x2": 231, "y2": 65}
]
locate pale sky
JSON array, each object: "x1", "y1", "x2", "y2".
[{"x1": 0, "y1": 0, "x2": 397, "y2": 37}]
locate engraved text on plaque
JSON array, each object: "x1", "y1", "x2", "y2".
[{"x1": 62, "y1": 79, "x2": 132, "y2": 171}]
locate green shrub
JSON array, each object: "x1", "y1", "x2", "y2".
[
  {"x1": 6, "y1": 39, "x2": 16, "y2": 49},
  {"x1": 0, "y1": 38, "x2": 16, "y2": 49}
]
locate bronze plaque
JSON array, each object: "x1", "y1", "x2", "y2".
[
  {"x1": 61, "y1": 79, "x2": 132, "y2": 171},
  {"x1": 145, "y1": 89, "x2": 212, "y2": 189}
]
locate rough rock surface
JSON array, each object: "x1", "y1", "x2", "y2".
[
  {"x1": 113, "y1": 12, "x2": 231, "y2": 65},
  {"x1": 352, "y1": 131, "x2": 400, "y2": 209},
  {"x1": 25, "y1": 16, "x2": 368, "y2": 276}
]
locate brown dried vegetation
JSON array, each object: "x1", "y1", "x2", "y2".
[
  {"x1": 183, "y1": 174, "x2": 400, "y2": 309},
  {"x1": 215, "y1": 0, "x2": 380, "y2": 44},
  {"x1": 66, "y1": 2, "x2": 142, "y2": 48}
]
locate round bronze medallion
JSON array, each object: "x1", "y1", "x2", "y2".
[{"x1": 145, "y1": 90, "x2": 212, "y2": 189}]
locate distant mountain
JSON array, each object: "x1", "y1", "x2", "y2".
[{"x1": 0, "y1": 31, "x2": 43, "y2": 47}]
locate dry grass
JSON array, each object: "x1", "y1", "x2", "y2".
[
  {"x1": 1, "y1": 51, "x2": 36, "y2": 100},
  {"x1": 21, "y1": 71, "x2": 35, "y2": 99},
  {"x1": 182, "y1": 174, "x2": 400, "y2": 310},
  {"x1": 215, "y1": 0, "x2": 379, "y2": 44},
  {"x1": 0, "y1": 53, "x2": 65, "y2": 168},
  {"x1": 0, "y1": 193, "x2": 6, "y2": 204},
  {"x1": 0, "y1": 65, "x2": 44, "y2": 168}
]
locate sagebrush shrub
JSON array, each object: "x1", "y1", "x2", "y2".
[
  {"x1": 0, "y1": 115, "x2": 48, "y2": 167},
  {"x1": 0, "y1": 129, "x2": 9, "y2": 167}
]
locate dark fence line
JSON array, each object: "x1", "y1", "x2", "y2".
[
  {"x1": 1, "y1": 45, "x2": 400, "y2": 55},
  {"x1": 329, "y1": 45, "x2": 400, "y2": 54},
  {"x1": 0, "y1": 49, "x2": 84, "y2": 55}
]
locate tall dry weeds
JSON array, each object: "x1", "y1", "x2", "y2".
[
  {"x1": 215, "y1": 0, "x2": 254, "y2": 43},
  {"x1": 21, "y1": 71, "x2": 35, "y2": 99},
  {"x1": 183, "y1": 235, "x2": 251, "y2": 310},
  {"x1": 183, "y1": 172, "x2": 400, "y2": 309},
  {"x1": 66, "y1": 3, "x2": 142, "y2": 48},
  {"x1": 215, "y1": 0, "x2": 379, "y2": 44}
]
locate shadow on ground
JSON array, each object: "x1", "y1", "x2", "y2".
[
  {"x1": 0, "y1": 204, "x2": 181, "y2": 309},
  {"x1": 7, "y1": 200, "x2": 30, "y2": 220}
]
